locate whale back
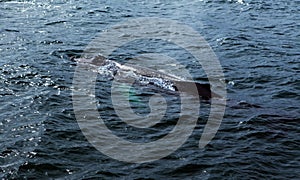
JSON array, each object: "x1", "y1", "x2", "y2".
[
  {"x1": 74, "y1": 55, "x2": 218, "y2": 100},
  {"x1": 75, "y1": 55, "x2": 107, "y2": 66}
]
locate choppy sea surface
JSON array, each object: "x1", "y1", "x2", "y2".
[{"x1": 0, "y1": 0, "x2": 299, "y2": 179}]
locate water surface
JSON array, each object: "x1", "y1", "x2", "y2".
[{"x1": 0, "y1": 0, "x2": 299, "y2": 179}]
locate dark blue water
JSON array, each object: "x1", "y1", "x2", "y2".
[{"x1": 1, "y1": 0, "x2": 299, "y2": 179}]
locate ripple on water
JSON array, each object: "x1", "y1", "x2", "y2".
[{"x1": 0, "y1": 0, "x2": 299, "y2": 179}]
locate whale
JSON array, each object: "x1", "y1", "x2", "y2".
[{"x1": 73, "y1": 55, "x2": 220, "y2": 100}]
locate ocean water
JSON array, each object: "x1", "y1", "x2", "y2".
[{"x1": 0, "y1": 0, "x2": 299, "y2": 179}]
